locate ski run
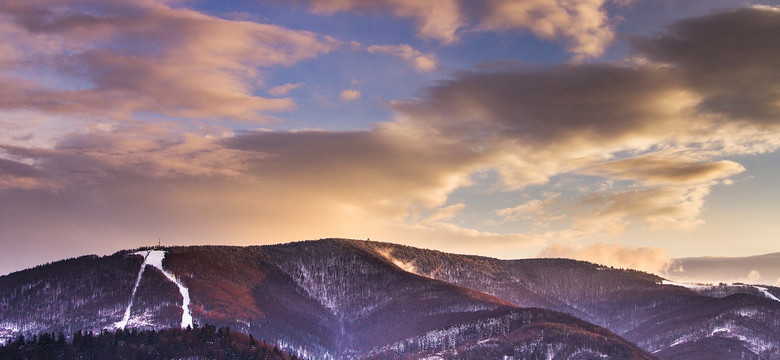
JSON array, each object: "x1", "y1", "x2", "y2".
[
  {"x1": 113, "y1": 252, "x2": 149, "y2": 329},
  {"x1": 115, "y1": 250, "x2": 192, "y2": 329}
]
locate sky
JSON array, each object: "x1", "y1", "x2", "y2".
[{"x1": 1, "y1": 0, "x2": 779, "y2": 278}]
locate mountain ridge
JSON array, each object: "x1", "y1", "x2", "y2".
[{"x1": 2, "y1": 238, "x2": 778, "y2": 359}]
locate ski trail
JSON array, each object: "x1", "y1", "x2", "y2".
[
  {"x1": 754, "y1": 286, "x2": 780, "y2": 303},
  {"x1": 145, "y1": 250, "x2": 193, "y2": 328},
  {"x1": 115, "y1": 251, "x2": 150, "y2": 329}
]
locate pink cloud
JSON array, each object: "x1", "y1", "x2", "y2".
[{"x1": 0, "y1": 0, "x2": 340, "y2": 121}]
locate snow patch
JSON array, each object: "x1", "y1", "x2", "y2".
[
  {"x1": 275, "y1": 339, "x2": 336, "y2": 360},
  {"x1": 753, "y1": 286, "x2": 780, "y2": 303},
  {"x1": 733, "y1": 307, "x2": 760, "y2": 318},
  {"x1": 0, "y1": 322, "x2": 21, "y2": 345},
  {"x1": 707, "y1": 324, "x2": 772, "y2": 354},
  {"x1": 421, "y1": 355, "x2": 445, "y2": 360},
  {"x1": 1, "y1": 322, "x2": 21, "y2": 333},
  {"x1": 669, "y1": 336, "x2": 692, "y2": 347},
  {"x1": 710, "y1": 327, "x2": 730, "y2": 336},
  {"x1": 126, "y1": 310, "x2": 160, "y2": 328},
  {"x1": 660, "y1": 280, "x2": 710, "y2": 289}
]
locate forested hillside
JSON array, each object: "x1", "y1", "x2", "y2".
[{"x1": 1, "y1": 239, "x2": 778, "y2": 359}]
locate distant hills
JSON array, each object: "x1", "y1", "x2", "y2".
[
  {"x1": 666, "y1": 252, "x2": 780, "y2": 286},
  {"x1": 1, "y1": 239, "x2": 778, "y2": 359}
]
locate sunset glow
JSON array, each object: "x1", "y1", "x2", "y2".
[{"x1": 1, "y1": 0, "x2": 779, "y2": 277}]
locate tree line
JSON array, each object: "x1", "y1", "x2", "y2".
[{"x1": 0, "y1": 324, "x2": 301, "y2": 360}]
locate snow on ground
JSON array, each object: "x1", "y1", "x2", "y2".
[
  {"x1": 114, "y1": 252, "x2": 149, "y2": 329},
  {"x1": 662, "y1": 280, "x2": 780, "y2": 304},
  {"x1": 669, "y1": 335, "x2": 693, "y2": 348},
  {"x1": 126, "y1": 310, "x2": 160, "y2": 328},
  {"x1": 115, "y1": 250, "x2": 193, "y2": 329},
  {"x1": 144, "y1": 250, "x2": 193, "y2": 328},
  {"x1": 420, "y1": 354, "x2": 445, "y2": 360},
  {"x1": 753, "y1": 286, "x2": 780, "y2": 303},
  {"x1": 0, "y1": 322, "x2": 21, "y2": 345},
  {"x1": 660, "y1": 280, "x2": 710, "y2": 289},
  {"x1": 710, "y1": 327, "x2": 731, "y2": 336}
]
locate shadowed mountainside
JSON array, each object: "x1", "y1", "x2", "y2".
[{"x1": 356, "y1": 241, "x2": 780, "y2": 360}]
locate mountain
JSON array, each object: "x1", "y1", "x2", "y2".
[
  {"x1": 1, "y1": 239, "x2": 778, "y2": 359},
  {"x1": 357, "y1": 241, "x2": 780, "y2": 360}
]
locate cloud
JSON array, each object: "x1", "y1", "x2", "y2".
[
  {"x1": 306, "y1": 0, "x2": 463, "y2": 44},
  {"x1": 572, "y1": 185, "x2": 712, "y2": 232},
  {"x1": 0, "y1": 122, "x2": 541, "y2": 274},
  {"x1": 0, "y1": 158, "x2": 40, "y2": 178},
  {"x1": 0, "y1": 122, "x2": 258, "y2": 194},
  {"x1": 394, "y1": 64, "x2": 687, "y2": 152},
  {"x1": 3, "y1": 6, "x2": 780, "y2": 273},
  {"x1": 269, "y1": 83, "x2": 304, "y2": 96},
  {"x1": 539, "y1": 242, "x2": 672, "y2": 274},
  {"x1": 389, "y1": 7, "x2": 780, "y2": 231},
  {"x1": 392, "y1": 62, "x2": 758, "y2": 231},
  {"x1": 425, "y1": 203, "x2": 466, "y2": 223},
  {"x1": 367, "y1": 44, "x2": 437, "y2": 72},
  {"x1": 6, "y1": 7, "x2": 778, "y2": 219},
  {"x1": 0, "y1": 0, "x2": 340, "y2": 121},
  {"x1": 0, "y1": 157, "x2": 48, "y2": 190},
  {"x1": 586, "y1": 156, "x2": 745, "y2": 185},
  {"x1": 665, "y1": 252, "x2": 780, "y2": 286},
  {"x1": 393, "y1": 65, "x2": 703, "y2": 202},
  {"x1": 221, "y1": 128, "x2": 480, "y2": 211},
  {"x1": 632, "y1": 7, "x2": 780, "y2": 124},
  {"x1": 495, "y1": 194, "x2": 561, "y2": 226},
  {"x1": 568, "y1": 156, "x2": 746, "y2": 231},
  {"x1": 476, "y1": 0, "x2": 616, "y2": 58},
  {"x1": 340, "y1": 89, "x2": 361, "y2": 101},
  {"x1": 303, "y1": 0, "x2": 623, "y2": 57},
  {"x1": 739, "y1": 269, "x2": 762, "y2": 284}
]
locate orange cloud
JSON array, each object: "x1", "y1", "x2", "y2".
[
  {"x1": 586, "y1": 156, "x2": 745, "y2": 185},
  {"x1": 539, "y1": 242, "x2": 672, "y2": 274}
]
